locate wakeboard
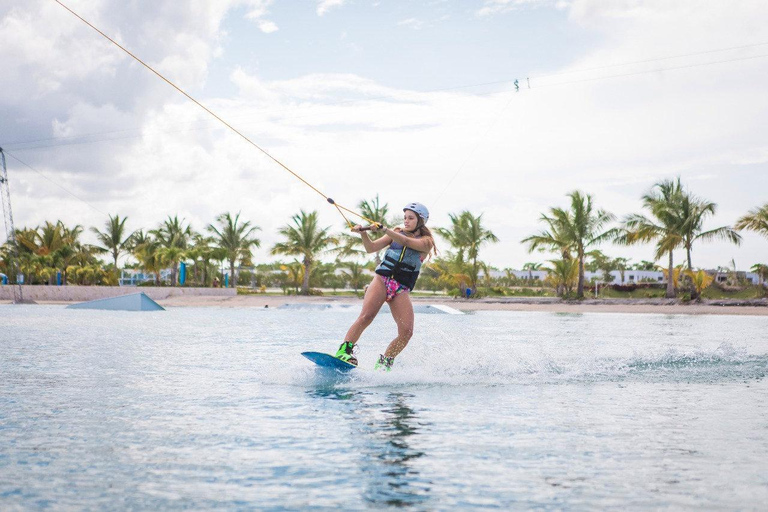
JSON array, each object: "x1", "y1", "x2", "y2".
[{"x1": 301, "y1": 351, "x2": 356, "y2": 371}]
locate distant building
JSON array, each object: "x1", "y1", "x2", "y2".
[
  {"x1": 492, "y1": 269, "x2": 664, "y2": 284},
  {"x1": 598, "y1": 270, "x2": 664, "y2": 284},
  {"x1": 711, "y1": 270, "x2": 761, "y2": 285},
  {"x1": 490, "y1": 268, "x2": 763, "y2": 286}
]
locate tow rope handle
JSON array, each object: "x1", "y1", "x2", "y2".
[{"x1": 354, "y1": 223, "x2": 384, "y2": 232}]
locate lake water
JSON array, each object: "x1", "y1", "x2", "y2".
[{"x1": 1, "y1": 304, "x2": 767, "y2": 510}]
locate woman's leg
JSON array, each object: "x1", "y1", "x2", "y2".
[
  {"x1": 383, "y1": 291, "x2": 414, "y2": 358},
  {"x1": 344, "y1": 276, "x2": 387, "y2": 344}
]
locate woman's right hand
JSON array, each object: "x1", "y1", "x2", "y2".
[{"x1": 351, "y1": 224, "x2": 364, "y2": 233}]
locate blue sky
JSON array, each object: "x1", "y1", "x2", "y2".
[
  {"x1": 206, "y1": 2, "x2": 595, "y2": 95},
  {"x1": 1, "y1": 0, "x2": 767, "y2": 270}
]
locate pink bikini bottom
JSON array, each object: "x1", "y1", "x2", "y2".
[{"x1": 379, "y1": 275, "x2": 409, "y2": 302}]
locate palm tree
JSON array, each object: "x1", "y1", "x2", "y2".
[
  {"x1": 339, "y1": 260, "x2": 367, "y2": 293},
  {"x1": 310, "y1": 261, "x2": 337, "y2": 290},
  {"x1": 613, "y1": 257, "x2": 631, "y2": 283},
  {"x1": 521, "y1": 262, "x2": 543, "y2": 282},
  {"x1": 37, "y1": 221, "x2": 65, "y2": 256},
  {"x1": 544, "y1": 258, "x2": 579, "y2": 297},
  {"x1": 436, "y1": 213, "x2": 468, "y2": 264},
  {"x1": 359, "y1": 195, "x2": 390, "y2": 232},
  {"x1": 158, "y1": 246, "x2": 185, "y2": 284},
  {"x1": 17, "y1": 221, "x2": 89, "y2": 285},
  {"x1": 279, "y1": 261, "x2": 304, "y2": 294},
  {"x1": 502, "y1": 267, "x2": 517, "y2": 286},
  {"x1": 207, "y1": 212, "x2": 261, "y2": 288},
  {"x1": 585, "y1": 249, "x2": 611, "y2": 281},
  {"x1": 663, "y1": 265, "x2": 686, "y2": 291},
  {"x1": 429, "y1": 255, "x2": 472, "y2": 296},
  {"x1": 735, "y1": 203, "x2": 768, "y2": 240},
  {"x1": 91, "y1": 214, "x2": 134, "y2": 272},
  {"x1": 523, "y1": 191, "x2": 615, "y2": 299},
  {"x1": 678, "y1": 192, "x2": 741, "y2": 270},
  {"x1": 209, "y1": 246, "x2": 228, "y2": 286},
  {"x1": 618, "y1": 179, "x2": 685, "y2": 298},
  {"x1": 128, "y1": 229, "x2": 150, "y2": 252},
  {"x1": 183, "y1": 234, "x2": 213, "y2": 286},
  {"x1": 336, "y1": 195, "x2": 391, "y2": 264},
  {"x1": 271, "y1": 210, "x2": 337, "y2": 295},
  {"x1": 133, "y1": 235, "x2": 165, "y2": 285},
  {"x1": 436, "y1": 211, "x2": 499, "y2": 291},
  {"x1": 632, "y1": 260, "x2": 657, "y2": 271},
  {"x1": 685, "y1": 269, "x2": 714, "y2": 300},
  {"x1": 151, "y1": 215, "x2": 192, "y2": 286}
]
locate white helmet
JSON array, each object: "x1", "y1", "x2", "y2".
[{"x1": 403, "y1": 202, "x2": 429, "y2": 223}]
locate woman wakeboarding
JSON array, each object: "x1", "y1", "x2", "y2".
[{"x1": 334, "y1": 202, "x2": 436, "y2": 371}]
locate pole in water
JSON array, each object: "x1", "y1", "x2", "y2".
[{"x1": 0, "y1": 148, "x2": 23, "y2": 304}]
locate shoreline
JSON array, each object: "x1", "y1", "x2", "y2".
[
  {"x1": 4, "y1": 294, "x2": 767, "y2": 316},
  {"x1": 138, "y1": 295, "x2": 768, "y2": 316},
  {"x1": 157, "y1": 295, "x2": 768, "y2": 315}
]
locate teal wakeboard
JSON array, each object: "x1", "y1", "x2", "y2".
[{"x1": 301, "y1": 351, "x2": 356, "y2": 371}]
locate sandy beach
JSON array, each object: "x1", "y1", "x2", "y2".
[{"x1": 151, "y1": 294, "x2": 768, "y2": 316}]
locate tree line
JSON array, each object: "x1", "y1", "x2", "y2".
[
  {"x1": 1, "y1": 181, "x2": 766, "y2": 298},
  {"x1": 522, "y1": 179, "x2": 767, "y2": 298}
]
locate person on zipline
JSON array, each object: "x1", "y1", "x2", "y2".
[{"x1": 335, "y1": 202, "x2": 436, "y2": 371}]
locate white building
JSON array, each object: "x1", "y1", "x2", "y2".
[{"x1": 492, "y1": 269, "x2": 763, "y2": 286}]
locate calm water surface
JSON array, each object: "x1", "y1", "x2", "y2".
[{"x1": 1, "y1": 305, "x2": 767, "y2": 510}]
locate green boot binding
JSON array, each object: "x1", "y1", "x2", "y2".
[
  {"x1": 335, "y1": 341, "x2": 358, "y2": 366},
  {"x1": 374, "y1": 354, "x2": 394, "y2": 372}
]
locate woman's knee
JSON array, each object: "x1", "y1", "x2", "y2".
[
  {"x1": 358, "y1": 310, "x2": 378, "y2": 325},
  {"x1": 398, "y1": 324, "x2": 414, "y2": 340}
]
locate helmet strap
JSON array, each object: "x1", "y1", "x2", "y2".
[{"x1": 408, "y1": 218, "x2": 424, "y2": 234}]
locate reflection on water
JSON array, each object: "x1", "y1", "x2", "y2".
[
  {"x1": 309, "y1": 388, "x2": 431, "y2": 508},
  {"x1": 361, "y1": 393, "x2": 431, "y2": 508}
]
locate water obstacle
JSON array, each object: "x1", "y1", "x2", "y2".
[{"x1": 66, "y1": 292, "x2": 164, "y2": 311}]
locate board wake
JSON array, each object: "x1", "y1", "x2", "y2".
[{"x1": 301, "y1": 351, "x2": 356, "y2": 371}]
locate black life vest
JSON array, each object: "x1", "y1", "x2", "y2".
[{"x1": 375, "y1": 239, "x2": 423, "y2": 290}]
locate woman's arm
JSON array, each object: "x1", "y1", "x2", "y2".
[
  {"x1": 381, "y1": 227, "x2": 433, "y2": 253},
  {"x1": 352, "y1": 225, "x2": 392, "y2": 253}
]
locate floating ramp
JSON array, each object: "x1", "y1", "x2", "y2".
[
  {"x1": 277, "y1": 303, "x2": 354, "y2": 311},
  {"x1": 417, "y1": 304, "x2": 464, "y2": 315},
  {"x1": 380, "y1": 303, "x2": 464, "y2": 315},
  {"x1": 66, "y1": 292, "x2": 165, "y2": 311},
  {"x1": 276, "y1": 302, "x2": 463, "y2": 314}
]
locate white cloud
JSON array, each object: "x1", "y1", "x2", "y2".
[
  {"x1": 243, "y1": 0, "x2": 278, "y2": 33},
  {"x1": 256, "y1": 20, "x2": 279, "y2": 33},
  {"x1": 316, "y1": 0, "x2": 347, "y2": 17},
  {"x1": 2, "y1": 0, "x2": 768, "y2": 270},
  {"x1": 398, "y1": 18, "x2": 424, "y2": 30},
  {"x1": 477, "y1": 0, "x2": 554, "y2": 17}
]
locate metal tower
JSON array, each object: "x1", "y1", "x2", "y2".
[{"x1": 0, "y1": 147, "x2": 23, "y2": 304}]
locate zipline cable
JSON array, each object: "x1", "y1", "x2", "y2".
[
  {"x1": 459, "y1": 40, "x2": 768, "y2": 90},
  {"x1": 534, "y1": 52, "x2": 768, "y2": 89},
  {"x1": 6, "y1": 37, "x2": 768, "y2": 152},
  {"x1": 431, "y1": 51, "x2": 768, "y2": 205},
  {"x1": 53, "y1": 0, "x2": 373, "y2": 228}
]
